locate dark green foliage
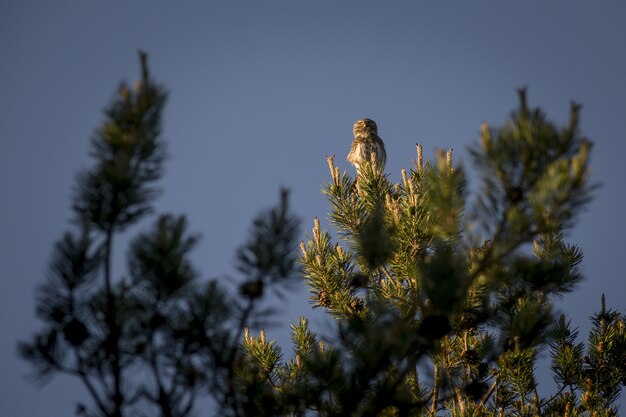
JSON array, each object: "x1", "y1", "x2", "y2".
[
  {"x1": 469, "y1": 89, "x2": 593, "y2": 260},
  {"x1": 74, "y1": 53, "x2": 166, "y2": 232},
  {"x1": 357, "y1": 201, "x2": 396, "y2": 273},
  {"x1": 550, "y1": 315, "x2": 584, "y2": 388},
  {"x1": 582, "y1": 296, "x2": 626, "y2": 410},
  {"x1": 236, "y1": 188, "x2": 300, "y2": 295},
  {"x1": 129, "y1": 215, "x2": 199, "y2": 298},
  {"x1": 418, "y1": 241, "x2": 472, "y2": 317}
]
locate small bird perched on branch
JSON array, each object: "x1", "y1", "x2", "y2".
[{"x1": 347, "y1": 118, "x2": 386, "y2": 175}]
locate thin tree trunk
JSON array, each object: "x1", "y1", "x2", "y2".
[{"x1": 104, "y1": 225, "x2": 123, "y2": 417}]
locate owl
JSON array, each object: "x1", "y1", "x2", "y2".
[{"x1": 347, "y1": 118, "x2": 386, "y2": 175}]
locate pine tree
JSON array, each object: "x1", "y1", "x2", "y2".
[
  {"x1": 18, "y1": 53, "x2": 300, "y2": 417},
  {"x1": 20, "y1": 57, "x2": 625, "y2": 417},
  {"x1": 236, "y1": 90, "x2": 625, "y2": 416}
]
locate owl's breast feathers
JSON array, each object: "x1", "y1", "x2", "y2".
[
  {"x1": 347, "y1": 135, "x2": 386, "y2": 172},
  {"x1": 347, "y1": 137, "x2": 367, "y2": 165}
]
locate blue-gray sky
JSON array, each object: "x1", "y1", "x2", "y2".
[{"x1": 2, "y1": 2, "x2": 625, "y2": 416}]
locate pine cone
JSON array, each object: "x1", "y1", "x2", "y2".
[
  {"x1": 240, "y1": 280, "x2": 264, "y2": 299},
  {"x1": 350, "y1": 297, "x2": 364, "y2": 313},
  {"x1": 461, "y1": 348, "x2": 480, "y2": 365},
  {"x1": 63, "y1": 318, "x2": 89, "y2": 347},
  {"x1": 318, "y1": 291, "x2": 331, "y2": 307}
]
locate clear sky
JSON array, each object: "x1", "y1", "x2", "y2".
[{"x1": 1, "y1": 2, "x2": 625, "y2": 416}]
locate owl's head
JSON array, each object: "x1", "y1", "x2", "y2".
[{"x1": 353, "y1": 118, "x2": 378, "y2": 137}]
